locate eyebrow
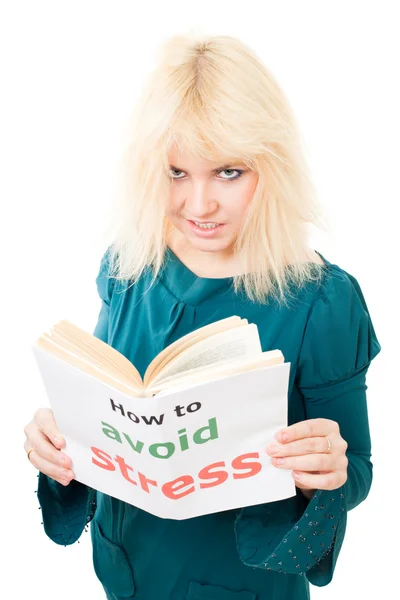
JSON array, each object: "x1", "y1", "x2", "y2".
[{"x1": 169, "y1": 163, "x2": 238, "y2": 174}]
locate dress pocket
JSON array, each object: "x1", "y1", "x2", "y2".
[
  {"x1": 186, "y1": 581, "x2": 257, "y2": 600},
  {"x1": 91, "y1": 519, "x2": 135, "y2": 598}
]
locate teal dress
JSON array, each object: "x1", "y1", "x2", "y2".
[{"x1": 37, "y1": 247, "x2": 381, "y2": 600}]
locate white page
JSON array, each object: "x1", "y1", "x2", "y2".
[
  {"x1": 153, "y1": 350, "x2": 283, "y2": 395},
  {"x1": 152, "y1": 323, "x2": 262, "y2": 384},
  {"x1": 32, "y1": 345, "x2": 295, "y2": 520}
]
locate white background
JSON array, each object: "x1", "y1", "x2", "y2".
[{"x1": 1, "y1": 1, "x2": 397, "y2": 598}]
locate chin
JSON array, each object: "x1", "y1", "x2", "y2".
[
  {"x1": 187, "y1": 236, "x2": 235, "y2": 254},
  {"x1": 169, "y1": 218, "x2": 236, "y2": 253}
]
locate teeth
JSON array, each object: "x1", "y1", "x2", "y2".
[{"x1": 194, "y1": 222, "x2": 220, "y2": 229}]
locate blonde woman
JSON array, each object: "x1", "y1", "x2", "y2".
[{"x1": 24, "y1": 33, "x2": 381, "y2": 599}]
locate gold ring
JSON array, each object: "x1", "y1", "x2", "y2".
[
  {"x1": 324, "y1": 436, "x2": 332, "y2": 453},
  {"x1": 27, "y1": 448, "x2": 34, "y2": 462}
]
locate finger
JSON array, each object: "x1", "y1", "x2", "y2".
[
  {"x1": 271, "y1": 453, "x2": 338, "y2": 472},
  {"x1": 292, "y1": 469, "x2": 348, "y2": 491},
  {"x1": 266, "y1": 436, "x2": 333, "y2": 457},
  {"x1": 33, "y1": 408, "x2": 65, "y2": 449},
  {"x1": 24, "y1": 424, "x2": 72, "y2": 469},
  {"x1": 27, "y1": 450, "x2": 75, "y2": 486},
  {"x1": 275, "y1": 418, "x2": 338, "y2": 443}
]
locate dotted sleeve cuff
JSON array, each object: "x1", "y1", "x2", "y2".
[
  {"x1": 235, "y1": 486, "x2": 346, "y2": 584},
  {"x1": 36, "y1": 472, "x2": 97, "y2": 546}
]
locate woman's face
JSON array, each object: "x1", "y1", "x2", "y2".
[{"x1": 165, "y1": 146, "x2": 259, "y2": 256}]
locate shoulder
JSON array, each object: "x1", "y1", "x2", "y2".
[
  {"x1": 312, "y1": 253, "x2": 369, "y2": 313},
  {"x1": 305, "y1": 249, "x2": 325, "y2": 266},
  {"x1": 95, "y1": 246, "x2": 118, "y2": 305},
  {"x1": 287, "y1": 251, "x2": 363, "y2": 318},
  {"x1": 295, "y1": 254, "x2": 381, "y2": 387},
  {"x1": 293, "y1": 247, "x2": 364, "y2": 302}
]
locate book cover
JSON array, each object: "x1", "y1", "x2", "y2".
[{"x1": 33, "y1": 345, "x2": 296, "y2": 520}]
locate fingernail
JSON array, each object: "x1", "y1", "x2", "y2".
[
  {"x1": 53, "y1": 436, "x2": 62, "y2": 447},
  {"x1": 293, "y1": 471, "x2": 302, "y2": 479},
  {"x1": 267, "y1": 445, "x2": 279, "y2": 455},
  {"x1": 276, "y1": 431, "x2": 288, "y2": 443},
  {"x1": 58, "y1": 457, "x2": 66, "y2": 466},
  {"x1": 275, "y1": 457, "x2": 285, "y2": 465},
  {"x1": 61, "y1": 469, "x2": 70, "y2": 479}
]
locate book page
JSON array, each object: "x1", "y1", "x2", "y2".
[
  {"x1": 151, "y1": 350, "x2": 284, "y2": 395},
  {"x1": 148, "y1": 324, "x2": 262, "y2": 386},
  {"x1": 51, "y1": 321, "x2": 142, "y2": 386},
  {"x1": 34, "y1": 340, "x2": 144, "y2": 397},
  {"x1": 144, "y1": 316, "x2": 245, "y2": 385}
]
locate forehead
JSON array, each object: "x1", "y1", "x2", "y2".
[{"x1": 168, "y1": 145, "x2": 242, "y2": 170}]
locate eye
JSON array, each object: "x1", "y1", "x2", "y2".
[
  {"x1": 169, "y1": 168, "x2": 243, "y2": 181},
  {"x1": 169, "y1": 168, "x2": 185, "y2": 179},
  {"x1": 218, "y1": 169, "x2": 243, "y2": 181}
]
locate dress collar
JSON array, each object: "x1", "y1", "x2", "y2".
[
  {"x1": 156, "y1": 247, "x2": 236, "y2": 306},
  {"x1": 156, "y1": 247, "x2": 330, "y2": 307}
]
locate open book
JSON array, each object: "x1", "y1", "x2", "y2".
[
  {"x1": 34, "y1": 316, "x2": 284, "y2": 398},
  {"x1": 32, "y1": 316, "x2": 295, "y2": 519}
]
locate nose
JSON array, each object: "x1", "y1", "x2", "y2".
[{"x1": 185, "y1": 180, "x2": 218, "y2": 218}]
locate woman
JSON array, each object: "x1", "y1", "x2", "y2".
[{"x1": 24, "y1": 33, "x2": 381, "y2": 599}]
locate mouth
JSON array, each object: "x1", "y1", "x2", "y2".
[
  {"x1": 192, "y1": 220, "x2": 221, "y2": 229},
  {"x1": 187, "y1": 219, "x2": 225, "y2": 237}
]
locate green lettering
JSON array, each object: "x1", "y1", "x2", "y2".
[
  {"x1": 149, "y1": 442, "x2": 175, "y2": 459},
  {"x1": 193, "y1": 417, "x2": 218, "y2": 444},
  {"x1": 101, "y1": 421, "x2": 122, "y2": 443},
  {"x1": 123, "y1": 433, "x2": 144, "y2": 454},
  {"x1": 178, "y1": 428, "x2": 189, "y2": 451}
]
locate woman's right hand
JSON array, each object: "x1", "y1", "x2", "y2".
[{"x1": 24, "y1": 408, "x2": 75, "y2": 486}]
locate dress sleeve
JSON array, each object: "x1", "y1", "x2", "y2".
[
  {"x1": 36, "y1": 248, "x2": 114, "y2": 545},
  {"x1": 235, "y1": 265, "x2": 381, "y2": 586},
  {"x1": 92, "y1": 246, "x2": 115, "y2": 344}
]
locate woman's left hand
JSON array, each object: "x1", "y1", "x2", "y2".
[{"x1": 266, "y1": 418, "x2": 348, "y2": 497}]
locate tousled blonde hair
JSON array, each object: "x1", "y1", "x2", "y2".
[{"x1": 104, "y1": 32, "x2": 328, "y2": 305}]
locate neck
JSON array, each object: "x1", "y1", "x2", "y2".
[{"x1": 167, "y1": 231, "x2": 246, "y2": 278}]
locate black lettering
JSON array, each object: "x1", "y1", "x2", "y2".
[
  {"x1": 127, "y1": 411, "x2": 140, "y2": 423},
  {"x1": 174, "y1": 404, "x2": 186, "y2": 417},
  {"x1": 187, "y1": 402, "x2": 201, "y2": 413},
  {"x1": 141, "y1": 413, "x2": 165, "y2": 425},
  {"x1": 110, "y1": 398, "x2": 125, "y2": 416}
]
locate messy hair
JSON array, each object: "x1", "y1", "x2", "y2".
[{"x1": 103, "y1": 32, "x2": 328, "y2": 305}]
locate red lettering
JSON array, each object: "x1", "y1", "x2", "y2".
[
  {"x1": 91, "y1": 448, "x2": 263, "y2": 501},
  {"x1": 91, "y1": 447, "x2": 115, "y2": 471},
  {"x1": 162, "y1": 475, "x2": 195, "y2": 499},
  {"x1": 198, "y1": 461, "x2": 228, "y2": 489},
  {"x1": 232, "y1": 452, "x2": 262, "y2": 479},
  {"x1": 138, "y1": 471, "x2": 158, "y2": 493},
  {"x1": 115, "y1": 455, "x2": 137, "y2": 485}
]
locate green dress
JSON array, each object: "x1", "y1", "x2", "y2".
[{"x1": 37, "y1": 247, "x2": 381, "y2": 600}]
